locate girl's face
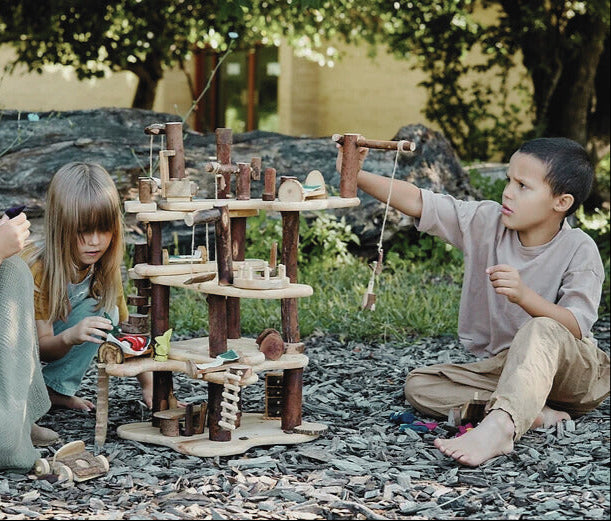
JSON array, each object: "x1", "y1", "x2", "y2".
[{"x1": 76, "y1": 230, "x2": 113, "y2": 269}]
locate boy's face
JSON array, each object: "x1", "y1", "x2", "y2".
[{"x1": 501, "y1": 152, "x2": 568, "y2": 245}]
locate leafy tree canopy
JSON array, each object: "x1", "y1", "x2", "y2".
[{"x1": 1, "y1": 0, "x2": 609, "y2": 161}]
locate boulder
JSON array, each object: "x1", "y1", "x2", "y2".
[{"x1": 0, "y1": 109, "x2": 478, "y2": 256}]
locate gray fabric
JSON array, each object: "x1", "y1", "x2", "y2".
[{"x1": 0, "y1": 256, "x2": 51, "y2": 471}]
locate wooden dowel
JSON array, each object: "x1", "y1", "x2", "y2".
[
  {"x1": 228, "y1": 216, "x2": 246, "y2": 339},
  {"x1": 281, "y1": 211, "x2": 300, "y2": 343},
  {"x1": 332, "y1": 133, "x2": 416, "y2": 152},
  {"x1": 215, "y1": 204, "x2": 233, "y2": 286},
  {"x1": 184, "y1": 208, "x2": 222, "y2": 227},
  {"x1": 250, "y1": 157, "x2": 261, "y2": 181},
  {"x1": 184, "y1": 403, "x2": 194, "y2": 436},
  {"x1": 207, "y1": 294, "x2": 227, "y2": 358},
  {"x1": 204, "y1": 162, "x2": 239, "y2": 175},
  {"x1": 281, "y1": 368, "x2": 303, "y2": 431},
  {"x1": 94, "y1": 365, "x2": 109, "y2": 448},
  {"x1": 339, "y1": 133, "x2": 359, "y2": 198},
  {"x1": 262, "y1": 167, "x2": 276, "y2": 201},
  {"x1": 149, "y1": 222, "x2": 174, "y2": 426},
  {"x1": 165, "y1": 122, "x2": 185, "y2": 179},
  {"x1": 236, "y1": 162, "x2": 251, "y2": 200},
  {"x1": 216, "y1": 128, "x2": 232, "y2": 199}
]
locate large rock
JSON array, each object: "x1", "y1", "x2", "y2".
[{"x1": 0, "y1": 109, "x2": 478, "y2": 255}]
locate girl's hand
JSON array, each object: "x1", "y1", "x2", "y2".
[
  {"x1": 0, "y1": 212, "x2": 31, "y2": 261},
  {"x1": 486, "y1": 264, "x2": 525, "y2": 304},
  {"x1": 335, "y1": 142, "x2": 369, "y2": 174},
  {"x1": 63, "y1": 315, "x2": 113, "y2": 346}
]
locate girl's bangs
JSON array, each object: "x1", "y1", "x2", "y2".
[{"x1": 75, "y1": 191, "x2": 118, "y2": 234}]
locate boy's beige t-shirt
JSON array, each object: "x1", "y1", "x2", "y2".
[{"x1": 416, "y1": 189, "x2": 604, "y2": 357}]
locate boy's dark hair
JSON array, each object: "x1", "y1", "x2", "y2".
[{"x1": 518, "y1": 137, "x2": 593, "y2": 216}]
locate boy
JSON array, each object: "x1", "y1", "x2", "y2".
[{"x1": 337, "y1": 137, "x2": 609, "y2": 466}]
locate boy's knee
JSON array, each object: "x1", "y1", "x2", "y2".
[
  {"x1": 518, "y1": 316, "x2": 569, "y2": 338},
  {"x1": 404, "y1": 370, "x2": 427, "y2": 402}
]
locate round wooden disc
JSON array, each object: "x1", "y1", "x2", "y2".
[
  {"x1": 277, "y1": 179, "x2": 305, "y2": 202},
  {"x1": 98, "y1": 342, "x2": 124, "y2": 364}
]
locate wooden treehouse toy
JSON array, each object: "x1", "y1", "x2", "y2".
[
  {"x1": 34, "y1": 441, "x2": 109, "y2": 483},
  {"x1": 96, "y1": 124, "x2": 363, "y2": 458}
]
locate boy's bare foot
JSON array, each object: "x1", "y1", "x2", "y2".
[
  {"x1": 49, "y1": 390, "x2": 95, "y2": 411},
  {"x1": 531, "y1": 405, "x2": 571, "y2": 429},
  {"x1": 434, "y1": 409, "x2": 515, "y2": 466}
]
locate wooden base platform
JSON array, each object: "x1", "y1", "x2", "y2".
[{"x1": 117, "y1": 413, "x2": 327, "y2": 457}]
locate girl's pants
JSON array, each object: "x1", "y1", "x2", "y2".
[
  {"x1": 42, "y1": 298, "x2": 118, "y2": 397},
  {"x1": 404, "y1": 317, "x2": 610, "y2": 440}
]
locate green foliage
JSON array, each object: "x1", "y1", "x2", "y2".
[
  {"x1": 300, "y1": 212, "x2": 359, "y2": 267},
  {"x1": 245, "y1": 210, "x2": 360, "y2": 267},
  {"x1": 387, "y1": 230, "x2": 463, "y2": 266},
  {"x1": 2, "y1": 0, "x2": 607, "y2": 152},
  {"x1": 468, "y1": 169, "x2": 506, "y2": 203}
]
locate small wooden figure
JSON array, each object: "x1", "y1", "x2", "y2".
[
  {"x1": 277, "y1": 170, "x2": 327, "y2": 202},
  {"x1": 162, "y1": 246, "x2": 208, "y2": 265},
  {"x1": 233, "y1": 263, "x2": 289, "y2": 290},
  {"x1": 34, "y1": 441, "x2": 109, "y2": 483},
  {"x1": 153, "y1": 403, "x2": 207, "y2": 437}
]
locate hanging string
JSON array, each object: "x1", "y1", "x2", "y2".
[{"x1": 363, "y1": 140, "x2": 408, "y2": 310}]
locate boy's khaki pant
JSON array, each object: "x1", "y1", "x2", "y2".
[{"x1": 404, "y1": 317, "x2": 610, "y2": 440}]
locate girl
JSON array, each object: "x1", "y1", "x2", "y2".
[{"x1": 26, "y1": 162, "x2": 152, "y2": 411}]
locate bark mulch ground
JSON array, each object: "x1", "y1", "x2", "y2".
[{"x1": 1, "y1": 317, "x2": 609, "y2": 520}]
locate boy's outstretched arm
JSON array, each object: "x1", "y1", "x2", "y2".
[
  {"x1": 486, "y1": 264, "x2": 581, "y2": 338},
  {"x1": 357, "y1": 170, "x2": 423, "y2": 219},
  {"x1": 336, "y1": 144, "x2": 423, "y2": 218}
]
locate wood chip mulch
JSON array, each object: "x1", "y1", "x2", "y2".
[{"x1": 1, "y1": 317, "x2": 609, "y2": 520}]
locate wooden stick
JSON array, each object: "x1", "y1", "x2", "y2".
[
  {"x1": 94, "y1": 365, "x2": 109, "y2": 448},
  {"x1": 236, "y1": 162, "x2": 251, "y2": 200},
  {"x1": 216, "y1": 128, "x2": 232, "y2": 199},
  {"x1": 262, "y1": 167, "x2": 277, "y2": 201},
  {"x1": 332, "y1": 133, "x2": 416, "y2": 152},
  {"x1": 165, "y1": 121, "x2": 186, "y2": 179},
  {"x1": 338, "y1": 133, "x2": 360, "y2": 198},
  {"x1": 281, "y1": 368, "x2": 303, "y2": 431}
]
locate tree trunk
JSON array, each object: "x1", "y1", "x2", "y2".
[
  {"x1": 547, "y1": 18, "x2": 607, "y2": 146},
  {"x1": 129, "y1": 54, "x2": 164, "y2": 110}
]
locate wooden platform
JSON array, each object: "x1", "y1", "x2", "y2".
[
  {"x1": 129, "y1": 196, "x2": 361, "y2": 221},
  {"x1": 145, "y1": 273, "x2": 313, "y2": 299},
  {"x1": 117, "y1": 413, "x2": 327, "y2": 457}
]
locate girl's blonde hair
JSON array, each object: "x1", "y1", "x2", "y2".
[{"x1": 31, "y1": 162, "x2": 124, "y2": 322}]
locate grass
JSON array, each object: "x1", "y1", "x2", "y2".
[{"x1": 165, "y1": 257, "x2": 463, "y2": 342}]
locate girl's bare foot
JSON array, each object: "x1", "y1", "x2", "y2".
[
  {"x1": 531, "y1": 405, "x2": 571, "y2": 429},
  {"x1": 49, "y1": 389, "x2": 95, "y2": 411},
  {"x1": 434, "y1": 409, "x2": 515, "y2": 466}
]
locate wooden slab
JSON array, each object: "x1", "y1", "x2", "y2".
[
  {"x1": 148, "y1": 274, "x2": 313, "y2": 299},
  {"x1": 117, "y1": 413, "x2": 327, "y2": 457},
  {"x1": 125, "y1": 200, "x2": 157, "y2": 213},
  {"x1": 159, "y1": 196, "x2": 361, "y2": 213}
]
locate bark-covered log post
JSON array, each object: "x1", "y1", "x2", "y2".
[{"x1": 280, "y1": 210, "x2": 303, "y2": 431}]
